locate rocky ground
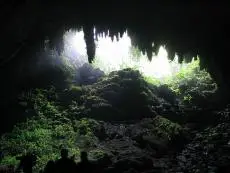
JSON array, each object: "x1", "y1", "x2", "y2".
[{"x1": 0, "y1": 67, "x2": 230, "y2": 173}]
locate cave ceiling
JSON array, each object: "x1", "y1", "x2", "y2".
[{"x1": 0, "y1": 0, "x2": 229, "y2": 86}]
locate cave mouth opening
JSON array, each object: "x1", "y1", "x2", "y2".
[{"x1": 59, "y1": 28, "x2": 210, "y2": 85}]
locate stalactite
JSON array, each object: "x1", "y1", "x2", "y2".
[{"x1": 83, "y1": 24, "x2": 96, "y2": 63}]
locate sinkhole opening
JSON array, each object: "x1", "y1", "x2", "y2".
[{"x1": 42, "y1": 28, "x2": 214, "y2": 88}]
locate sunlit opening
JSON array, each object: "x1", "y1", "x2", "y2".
[
  {"x1": 62, "y1": 29, "x2": 88, "y2": 67},
  {"x1": 93, "y1": 31, "x2": 132, "y2": 73},
  {"x1": 62, "y1": 28, "x2": 199, "y2": 80}
]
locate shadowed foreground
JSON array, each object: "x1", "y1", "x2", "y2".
[{"x1": 0, "y1": 68, "x2": 230, "y2": 173}]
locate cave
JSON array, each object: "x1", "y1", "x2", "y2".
[{"x1": 0, "y1": 1, "x2": 230, "y2": 173}]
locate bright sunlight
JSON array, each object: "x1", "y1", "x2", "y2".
[{"x1": 62, "y1": 28, "x2": 198, "y2": 79}]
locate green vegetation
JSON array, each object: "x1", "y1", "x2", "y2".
[
  {"x1": 0, "y1": 59, "x2": 217, "y2": 172},
  {"x1": 129, "y1": 46, "x2": 142, "y2": 61},
  {"x1": 0, "y1": 115, "x2": 100, "y2": 171},
  {"x1": 0, "y1": 88, "x2": 98, "y2": 172},
  {"x1": 143, "y1": 58, "x2": 217, "y2": 105},
  {"x1": 143, "y1": 76, "x2": 162, "y2": 86},
  {"x1": 152, "y1": 116, "x2": 182, "y2": 141},
  {"x1": 57, "y1": 55, "x2": 77, "y2": 82},
  {"x1": 140, "y1": 116, "x2": 182, "y2": 141}
]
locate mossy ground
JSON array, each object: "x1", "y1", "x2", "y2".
[{"x1": 0, "y1": 61, "x2": 221, "y2": 172}]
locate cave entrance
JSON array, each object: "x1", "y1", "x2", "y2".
[{"x1": 59, "y1": 28, "x2": 206, "y2": 84}]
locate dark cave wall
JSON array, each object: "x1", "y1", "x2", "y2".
[
  {"x1": 0, "y1": 1, "x2": 229, "y2": 88},
  {"x1": 0, "y1": 0, "x2": 229, "y2": 135}
]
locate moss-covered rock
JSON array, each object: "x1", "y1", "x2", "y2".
[
  {"x1": 76, "y1": 68, "x2": 159, "y2": 121},
  {"x1": 1, "y1": 66, "x2": 227, "y2": 173},
  {"x1": 57, "y1": 85, "x2": 83, "y2": 106}
]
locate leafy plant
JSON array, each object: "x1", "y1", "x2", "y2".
[{"x1": 152, "y1": 116, "x2": 182, "y2": 141}]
